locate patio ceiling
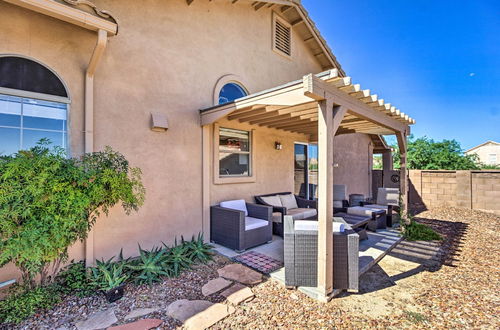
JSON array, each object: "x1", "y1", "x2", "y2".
[{"x1": 200, "y1": 69, "x2": 415, "y2": 138}]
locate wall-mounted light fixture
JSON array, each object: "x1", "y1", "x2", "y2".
[
  {"x1": 275, "y1": 141, "x2": 283, "y2": 150},
  {"x1": 151, "y1": 112, "x2": 168, "y2": 132}
]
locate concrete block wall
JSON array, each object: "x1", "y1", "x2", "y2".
[{"x1": 407, "y1": 170, "x2": 500, "y2": 215}]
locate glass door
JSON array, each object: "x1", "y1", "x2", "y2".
[
  {"x1": 294, "y1": 143, "x2": 318, "y2": 200},
  {"x1": 294, "y1": 143, "x2": 308, "y2": 198}
]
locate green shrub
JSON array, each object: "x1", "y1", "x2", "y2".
[
  {"x1": 90, "y1": 257, "x2": 129, "y2": 291},
  {"x1": 0, "y1": 142, "x2": 145, "y2": 288},
  {"x1": 0, "y1": 286, "x2": 61, "y2": 324},
  {"x1": 403, "y1": 221, "x2": 441, "y2": 241},
  {"x1": 54, "y1": 261, "x2": 96, "y2": 297}
]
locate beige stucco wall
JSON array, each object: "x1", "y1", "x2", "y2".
[
  {"x1": 333, "y1": 133, "x2": 374, "y2": 198},
  {"x1": 0, "y1": 0, "x2": 375, "y2": 284},
  {"x1": 466, "y1": 143, "x2": 500, "y2": 165}
]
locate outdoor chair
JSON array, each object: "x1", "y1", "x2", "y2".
[
  {"x1": 333, "y1": 184, "x2": 349, "y2": 213},
  {"x1": 255, "y1": 192, "x2": 317, "y2": 237},
  {"x1": 284, "y1": 216, "x2": 359, "y2": 291},
  {"x1": 210, "y1": 199, "x2": 272, "y2": 252},
  {"x1": 361, "y1": 187, "x2": 400, "y2": 227}
]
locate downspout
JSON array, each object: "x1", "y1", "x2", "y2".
[{"x1": 84, "y1": 29, "x2": 108, "y2": 267}]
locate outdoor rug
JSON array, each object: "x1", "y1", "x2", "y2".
[{"x1": 233, "y1": 251, "x2": 283, "y2": 274}]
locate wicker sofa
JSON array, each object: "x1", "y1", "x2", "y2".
[
  {"x1": 284, "y1": 216, "x2": 359, "y2": 291},
  {"x1": 210, "y1": 200, "x2": 272, "y2": 252},
  {"x1": 255, "y1": 192, "x2": 317, "y2": 237}
]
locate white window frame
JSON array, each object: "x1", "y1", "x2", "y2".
[
  {"x1": 213, "y1": 123, "x2": 256, "y2": 184},
  {"x1": 0, "y1": 55, "x2": 71, "y2": 156}
]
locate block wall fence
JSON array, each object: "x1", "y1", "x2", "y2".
[{"x1": 408, "y1": 170, "x2": 500, "y2": 215}]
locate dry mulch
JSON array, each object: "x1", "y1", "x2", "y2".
[{"x1": 5, "y1": 207, "x2": 500, "y2": 329}]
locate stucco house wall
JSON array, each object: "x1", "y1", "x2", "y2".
[
  {"x1": 0, "y1": 0, "x2": 374, "y2": 282},
  {"x1": 465, "y1": 142, "x2": 500, "y2": 165}
]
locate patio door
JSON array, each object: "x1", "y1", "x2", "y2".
[{"x1": 294, "y1": 143, "x2": 318, "y2": 199}]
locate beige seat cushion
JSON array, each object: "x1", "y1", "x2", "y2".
[
  {"x1": 364, "y1": 204, "x2": 390, "y2": 212},
  {"x1": 245, "y1": 217, "x2": 268, "y2": 231},
  {"x1": 260, "y1": 195, "x2": 282, "y2": 207},
  {"x1": 287, "y1": 208, "x2": 317, "y2": 220},
  {"x1": 279, "y1": 194, "x2": 298, "y2": 210}
]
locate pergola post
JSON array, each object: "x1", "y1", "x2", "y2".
[
  {"x1": 396, "y1": 131, "x2": 409, "y2": 222},
  {"x1": 317, "y1": 100, "x2": 346, "y2": 299}
]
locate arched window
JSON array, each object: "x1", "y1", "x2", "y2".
[
  {"x1": 0, "y1": 56, "x2": 69, "y2": 156},
  {"x1": 218, "y1": 82, "x2": 248, "y2": 105}
]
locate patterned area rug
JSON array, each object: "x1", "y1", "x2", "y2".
[{"x1": 233, "y1": 251, "x2": 283, "y2": 274}]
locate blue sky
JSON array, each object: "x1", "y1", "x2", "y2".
[{"x1": 303, "y1": 0, "x2": 500, "y2": 150}]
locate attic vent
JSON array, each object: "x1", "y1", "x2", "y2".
[{"x1": 273, "y1": 14, "x2": 292, "y2": 57}]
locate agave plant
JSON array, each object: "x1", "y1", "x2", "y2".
[
  {"x1": 90, "y1": 257, "x2": 129, "y2": 291},
  {"x1": 185, "y1": 233, "x2": 214, "y2": 264},
  {"x1": 126, "y1": 245, "x2": 170, "y2": 285},
  {"x1": 162, "y1": 241, "x2": 193, "y2": 277}
]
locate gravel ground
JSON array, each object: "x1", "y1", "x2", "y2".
[
  {"x1": 7, "y1": 255, "x2": 233, "y2": 330},
  {"x1": 5, "y1": 206, "x2": 500, "y2": 329},
  {"x1": 214, "y1": 207, "x2": 500, "y2": 329}
]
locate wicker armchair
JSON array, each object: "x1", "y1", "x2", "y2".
[
  {"x1": 360, "y1": 188, "x2": 400, "y2": 227},
  {"x1": 210, "y1": 201, "x2": 272, "y2": 252},
  {"x1": 284, "y1": 216, "x2": 359, "y2": 291},
  {"x1": 255, "y1": 192, "x2": 317, "y2": 237}
]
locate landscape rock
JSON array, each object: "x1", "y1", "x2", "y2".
[
  {"x1": 74, "y1": 308, "x2": 117, "y2": 330},
  {"x1": 183, "y1": 303, "x2": 234, "y2": 330},
  {"x1": 201, "y1": 277, "x2": 232, "y2": 296},
  {"x1": 108, "y1": 318, "x2": 163, "y2": 330},
  {"x1": 124, "y1": 308, "x2": 160, "y2": 320},
  {"x1": 220, "y1": 283, "x2": 255, "y2": 305},
  {"x1": 166, "y1": 299, "x2": 213, "y2": 322},
  {"x1": 217, "y1": 264, "x2": 262, "y2": 285}
]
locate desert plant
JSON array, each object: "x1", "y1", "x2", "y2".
[
  {"x1": 0, "y1": 285, "x2": 61, "y2": 324},
  {"x1": 126, "y1": 246, "x2": 170, "y2": 285},
  {"x1": 54, "y1": 261, "x2": 96, "y2": 297},
  {"x1": 185, "y1": 234, "x2": 214, "y2": 264},
  {"x1": 0, "y1": 141, "x2": 145, "y2": 288},
  {"x1": 163, "y1": 241, "x2": 193, "y2": 277},
  {"x1": 90, "y1": 257, "x2": 129, "y2": 291}
]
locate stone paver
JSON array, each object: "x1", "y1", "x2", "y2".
[
  {"x1": 217, "y1": 264, "x2": 262, "y2": 285},
  {"x1": 107, "y1": 318, "x2": 163, "y2": 330},
  {"x1": 124, "y1": 308, "x2": 160, "y2": 320},
  {"x1": 183, "y1": 303, "x2": 234, "y2": 330},
  {"x1": 75, "y1": 308, "x2": 117, "y2": 330},
  {"x1": 166, "y1": 299, "x2": 214, "y2": 322},
  {"x1": 220, "y1": 283, "x2": 254, "y2": 305},
  {"x1": 201, "y1": 277, "x2": 232, "y2": 296},
  {"x1": 166, "y1": 299, "x2": 233, "y2": 329}
]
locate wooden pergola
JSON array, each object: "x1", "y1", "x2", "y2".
[{"x1": 200, "y1": 69, "x2": 414, "y2": 300}]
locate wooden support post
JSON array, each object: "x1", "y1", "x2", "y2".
[
  {"x1": 317, "y1": 100, "x2": 346, "y2": 300},
  {"x1": 396, "y1": 131, "x2": 409, "y2": 222}
]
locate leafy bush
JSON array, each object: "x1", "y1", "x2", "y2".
[
  {"x1": 90, "y1": 257, "x2": 129, "y2": 291},
  {"x1": 54, "y1": 261, "x2": 96, "y2": 297},
  {"x1": 0, "y1": 285, "x2": 61, "y2": 324},
  {"x1": 402, "y1": 220, "x2": 441, "y2": 241},
  {"x1": 0, "y1": 142, "x2": 145, "y2": 288}
]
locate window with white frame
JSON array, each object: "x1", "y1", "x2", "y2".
[
  {"x1": 218, "y1": 127, "x2": 251, "y2": 177},
  {"x1": 0, "y1": 56, "x2": 69, "y2": 156}
]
